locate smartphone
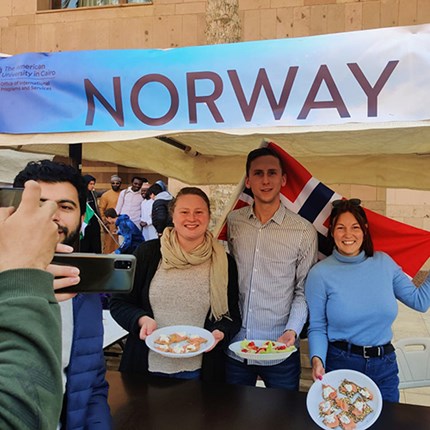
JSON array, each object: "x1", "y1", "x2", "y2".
[
  {"x1": 52, "y1": 253, "x2": 136, "y2": 294},
  {"x1": 0, "y1": 187, "x2": 23, "y2": 208}
]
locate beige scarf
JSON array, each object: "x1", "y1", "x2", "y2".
[{"x1": 160, "y1": 227, "x2": 229, "y2": 321}]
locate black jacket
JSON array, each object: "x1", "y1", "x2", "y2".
[{"x1": 152, "y1": 198, "x2": 173, "y2": 234}]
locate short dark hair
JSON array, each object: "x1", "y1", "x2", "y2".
[
  {"x1": 147, "y1": 183, "x2": 162, "y2": 196},
  {"x1": 131, "y1": 176, "x2": 146, "y2": 183},
  {"x1": 246, "y1": 147, "x2": 285, "y2": 176},
  {"x1": 328, "y1": 200, "x2": 374, "y2": 256},
  {"x1": 104, "y1": 208, "x2": 118, "y2": 218},
  {"x1": 169, "y1": 187, "x2": 210, "y2": 217},
  {"x1": 13, "y1": 160, "x2": 87, "y2": 216}
]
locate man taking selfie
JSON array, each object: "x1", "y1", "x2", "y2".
[{"x1": 14, "y1": 160, "x2": 111, "y2": 430}]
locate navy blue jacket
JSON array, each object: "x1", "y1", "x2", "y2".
[
  {"x1": 62, "y1": 294, "x2": 111, "y2": 429},
  {"x1": 115, "y1": 214, "x2": 144, "y2": 255}
]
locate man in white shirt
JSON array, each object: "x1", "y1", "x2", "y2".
[
  {"x1": 115, "y1": 176, "x2": 146, "y2": 229},
  {"x1": 140, "y1": 182, "x2": 158, "y2": 241}
]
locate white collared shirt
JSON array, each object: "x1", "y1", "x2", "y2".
[{"x1": 227, "y1": 203, "x2": 317, "y2": 365}]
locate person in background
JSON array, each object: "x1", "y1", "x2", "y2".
[
  {"x1": 104, "y1": 207, "x2": 119, "y2": 251},
  {"x1": 148, "y1": 183, "x2": 174, "y2": 236},
  {"x1": 0, "y1": 180, "x2": 63, "y2": 430},
  {"x1": 104, "y1": 208, "x2": 144, "y2": 255},
  {"x1": 13, "y1": 160, "x2": 112, "y2": 430},
  {"x1": 99, "y1": 175, "x2": 122, "y2": 253},
  {"x1": 140, "y1": 183, "x2": 158, "y2": 241},
  {"x1": 116, "y1": 176, "x2": 145, "y2": 230},
  {"x1": 226, "y1": 147, "x2": 318, "y2": 390},
  {"x1": 110, "y1": 187, "x2": 241, "y2": 382},
  {"x1": 80, "y1": 174, "x2": 102, "y2": 253},
  {"x1": 305, "y1": 198, "x2": 430, "y2": 402},
  {"x1": 155, "y1": 179, "x2": 168, "y2": 191}
]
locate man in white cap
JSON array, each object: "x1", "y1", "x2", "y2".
[{"x1": 99, "y1": 175, "x2": 122, "y2": 253}]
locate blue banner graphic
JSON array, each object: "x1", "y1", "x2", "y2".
[{"x1": 1, "y1": 24, "x2": 429, "y2": 134}]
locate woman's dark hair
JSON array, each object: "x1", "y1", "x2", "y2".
[
  {"x1": 246, "y1": 147, "x2": 285, "y2": 176},
  {"x1": 328, "y1": 199, "x2": 374, "y2": 256},
  {"x1": 13, "y1": 159, "x2": 87, "y2": 216},
  {"x1": 169, "y1": 187, "x2": 211, "y2": 216},
  {"x1": 83, "y1": 174, "x2": 96, "y2": 185}
]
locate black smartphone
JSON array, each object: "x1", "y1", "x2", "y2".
[
  {"x1": 0, "y1": 187, "x2": 24, "y2": 208},
  {"x1": 52, "y1": 253, "x2": 136, "y2": 294}
]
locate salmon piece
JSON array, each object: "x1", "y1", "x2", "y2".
[
  {"x1": 169, "y1": 332, "x2": 188, "y2": 343},
  {"x1": 339, "y1": 379, "x2": 359, "y2": 397},
  {"x1": 154, "y1": 334, "x2": 171, "y2": 345},
  {"x1": 322, "y1": 412, "x2": 340, "y2": 429},
  {"x1": 350, "y1": 396, "x2": 373, "y2": 421},
  {"x1": 319, "y1": 400, "x2": 335, "y2": 416},
  {"x1": 338, "y1": 412, "x2": 356, "y2": 430},
  {"x1": 155, "y1": 344, "x2": 172, "y2": 353},
  {"x1": 188, "y1": 335, "x2": 208, "y2": 345},
  {"x1": 184, "y1": 343, "x2": 200, "y2": 353},
  {"x1": 335, "y1": 396, "x2": 350, "y2": 412},
  {"x1": 357, "y1": 386, "x2": 373, "y2": 401},
  {"x1": 322, "y1": 384, "x2": 338, "y2": 400}
]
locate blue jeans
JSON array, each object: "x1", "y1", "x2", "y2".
[
  {"x1": 326, "y1": 343, "x2": 400, "y2": 403},
  {"x1": 226, "y1": 350, "x2": 301, "y2": 390},
  {"x1": 150, "y1": 369, "x2": 201, "y2": 380}
]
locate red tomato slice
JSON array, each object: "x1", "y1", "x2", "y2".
[{"x1": 275, "y1": 345, "x2": 287, "y2": 350}]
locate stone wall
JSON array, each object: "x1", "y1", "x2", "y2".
[{"x1": 1, "y1": 1, "x2": 430, "y2": 54}]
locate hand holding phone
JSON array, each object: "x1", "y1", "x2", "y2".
[{"x1": 47, "y1": 244, "x2": 80, "y2": 302}]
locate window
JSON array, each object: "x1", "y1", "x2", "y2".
[{"x1": 52, "y1": 0, "x2": 151, "y2": 8}]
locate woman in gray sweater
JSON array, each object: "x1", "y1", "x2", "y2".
[{"x1": 110, "y1": 187, "x2": 241, "y2": 381}]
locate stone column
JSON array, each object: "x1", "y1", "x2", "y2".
[{"x1": 205, "y1": 1, "x2": 241, "y2": 229}]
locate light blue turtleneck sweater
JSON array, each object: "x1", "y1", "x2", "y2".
[{"x1": 305, "y1": 249, "x2": 430, "y2": 364}]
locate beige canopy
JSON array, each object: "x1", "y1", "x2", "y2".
[{"x1": 2, "y1": 120, "x2": 430, "y2": 189}]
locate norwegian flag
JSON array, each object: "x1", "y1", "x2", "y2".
[{"x1": 216, "y1": 141, "x2": 430, "y2": 278}]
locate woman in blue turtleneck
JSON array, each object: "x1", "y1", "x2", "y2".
[{"x1": 305, "y1": 198, "x2": 430, "y2": 402}]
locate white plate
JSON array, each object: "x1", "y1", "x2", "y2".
[
  {"x1": 306, "y1": 369, "x2": 383, "y2": 430},
  {"x1": 229, "y1": 340, "x2": 297, "y2": 361},
  {"x1": 145, "y1": 325, "x2": 215, "y2": 358}
]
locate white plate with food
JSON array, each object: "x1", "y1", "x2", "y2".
[
  {"x1": 229, "y1": 339, "x2": 297, "y2": 361},
  {"x1": 145, "y1": 325, "x2": 215, "y2": 358},
  {"x1": 306, "y1": 369, "x2": 383, "y2": 430}
]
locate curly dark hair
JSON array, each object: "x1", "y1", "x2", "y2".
[{"x1": 13, "y1": 159, "x2": 87, "y2": 216}]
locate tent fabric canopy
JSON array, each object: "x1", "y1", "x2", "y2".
[
  {"x1": 3, "y1": 120, "x2": 430, "y2": 189},
  {"x1": 0, "y1": 149, "x2": 54, "y2": 184}
]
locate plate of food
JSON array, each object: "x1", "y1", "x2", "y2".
[
  {"x1": 229, "y1": 339, "x2": 297, "y2": 361},
  {"x1": 145, "y1": 325, "x2": 215, "y2": 358},
  {"x1": 306, "y1": 369, "x2": 383, "y2": 430}
]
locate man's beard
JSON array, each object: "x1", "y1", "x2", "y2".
[
  {"x1": 112, "y1": 185, "x2": 121, "y2": 192},
  {"x1": 59, "y1": 225, "x2": 81, "y2": 247}
]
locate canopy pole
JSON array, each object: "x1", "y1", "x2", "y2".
[{"x1": 69, "y1": 143, "x2": 82, "y2": 172}]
